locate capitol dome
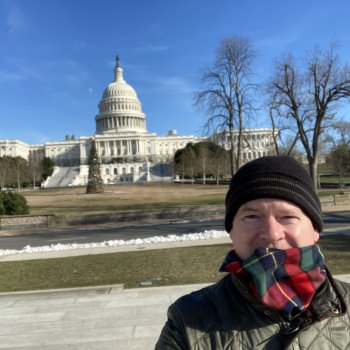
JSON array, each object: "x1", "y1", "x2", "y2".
[{"x1": 95, "y1": 56, "x2": 147, "y2": 134}]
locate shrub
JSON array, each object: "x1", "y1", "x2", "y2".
[
  {"x1": 0, "y1": 198, "x2": 5, "y2": 215},
  {"x1": 0, "y1": 192, "x2": 29, "y2": 215}
]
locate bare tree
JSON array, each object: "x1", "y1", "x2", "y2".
[
  {"x1": 173, "y1": 143, "x2": 198, "y2": 183},
  {"x1": 268, "y1": 91, "x2": 300, "y2": 156},
  {"x1": 0, "y1": 158, "x2": 8, "y2": 189},
  {"x1": 184, "y1": 146, "x2": 197, "y2": 184},
  {"x1": 173, "y1": 149, "x2": 186, "y2": 183},
  {"x1": 208, "y1": 144, "x2": 230, "y2": 185},
  {"x1": 267, "y1": 44, "x2": 350, "y2": 187},
  {"x1": 326, "y1": 118, "x2": 350, "y2": 185},
  {"x1": 332, "y1": 119, "x2": 350, "y2": 145},
  {"x1": 195, "y1": 143, "x2": 210, "y2": 184},
  {"x1": 0, "y1": 156, "x2": 31, "y2": 189},
  {"x1": 194, "y1": 35, "x2": 257, "y2": 175}
]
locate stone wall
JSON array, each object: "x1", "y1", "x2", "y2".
[
  {"x1": 0, "y1": 206, "x2": 224, "y2": 232},
  {"x1": 0, "y1": 215, "x2": 53, "y2": 231},
  {"x1": 320, "y1": 193, "x2": 350, "y2": 206}
]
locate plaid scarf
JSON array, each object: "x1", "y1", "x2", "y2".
[{"x1": 220, "y1": 245, "x2": 326, "y2": 316}]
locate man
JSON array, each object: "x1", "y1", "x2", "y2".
[{"x1": 156, "y1": 156, "x2": 350, "y2": 349}]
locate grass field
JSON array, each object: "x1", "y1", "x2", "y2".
[
  {"x1": 0, "y1": 235, "x2": 348, "y2": 293},
  {"x1": 22, "y1": 183, "x2": 228, "y2": 216},
  {"x1": 320, "y1": 176, "x2": 350, "y2": 184},
  {"x1": 1, "y1": 184, "x2": 349, "y2": 293},
  {"x1": 20, "y1": 183, "x2": 350, "y2": 217}
]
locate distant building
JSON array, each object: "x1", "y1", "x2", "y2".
[
  {"x1": 212, "y1": 128, "x2": 276, "y2": 161},
  {"x1": 0, "y1": 57, "x2": 276, "y2": 187}
]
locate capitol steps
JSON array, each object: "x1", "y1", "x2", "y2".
[{"x1": 44, "y1": 167, "x2": 80, "y2": 188}]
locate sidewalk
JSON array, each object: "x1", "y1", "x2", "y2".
[{"x1": 0, "y1": 283, "x2": 210, "y2": 350}]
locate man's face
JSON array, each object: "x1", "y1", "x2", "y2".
[{"x1": 229, "y1": 198, "x2": 320, "y2": 260}]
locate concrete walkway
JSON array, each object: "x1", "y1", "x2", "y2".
[
  {"x1": 0, "y1": 237, "x2": 349, "y2": 349},
  {"x1": 0, "y1": 283, "x2": 211, "y2": 350}
]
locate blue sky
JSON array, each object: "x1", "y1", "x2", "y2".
[{"x1": 1, "y1": 0, "x2": 350, "y2": 144}]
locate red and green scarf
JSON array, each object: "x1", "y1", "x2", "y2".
[{"x1": 220, "y1": 245, "x2": 326, "y2": 316}]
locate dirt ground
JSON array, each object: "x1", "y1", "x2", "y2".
[{"x1": 22, "y1": 183, "x2": 229, "y2": 216}]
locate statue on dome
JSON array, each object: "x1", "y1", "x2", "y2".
[{"x1": 115, "y1": 55, "x2": 120, "y2": 68}]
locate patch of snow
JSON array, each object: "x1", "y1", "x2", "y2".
[{"x1": 0, "y1": 230, "x2": 228, "y2": 256}]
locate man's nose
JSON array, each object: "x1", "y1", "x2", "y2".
[{"x1": 260, "y1": 217, "x2": 284, "y2": 242}]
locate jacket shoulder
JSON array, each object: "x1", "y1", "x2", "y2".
[
  {"x1": 155, "y1": 276, "x2": 234, "y2": 349},
  {"x1": 333, "y1": 278, "x2": 350, "y2": 304},
  {"x1": 169, "y1": 274, "x2": 236, "y2": 329}
]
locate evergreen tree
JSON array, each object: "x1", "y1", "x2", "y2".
[
  {"x1": 40, "y1": 157, "x2": 55, "y2": 181},
  {"x1": 0, "y1": 192, "x2": 29, "y2": 215},
  {"x1": 86, "y1": 140, "x2": 104, "y2": 194}
]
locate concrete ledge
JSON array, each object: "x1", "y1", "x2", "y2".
[{"x1": 0, "y1": 284, "x2": 124, "y2": 297}]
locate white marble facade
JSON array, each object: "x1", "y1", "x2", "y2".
[{"x1": 0, "y1": 57, "x2": 275, "y2": 187}]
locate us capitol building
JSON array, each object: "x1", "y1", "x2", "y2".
[{"x1": 0, "y1": 57, "x2": 275, "y2": 187}]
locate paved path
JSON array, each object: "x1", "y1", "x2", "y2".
[{"x1": 0, "y1": 283, "x2": 211, "y2": 350}]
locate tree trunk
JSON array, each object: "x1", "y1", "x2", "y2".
[{"x1": 229, "y1": 128, "x2": 236, "y2": 175}]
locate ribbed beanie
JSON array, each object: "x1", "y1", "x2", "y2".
[{"x1": 225, "y1": 156, "x2": 322, "y2": 233}]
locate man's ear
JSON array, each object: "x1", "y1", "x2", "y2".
[{"x1": 313, "y1": 230, "x2": 320, "y2": 244}]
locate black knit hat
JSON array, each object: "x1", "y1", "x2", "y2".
[{"x1": 225, "y1": 156, "x2": 323, "y2": 233}]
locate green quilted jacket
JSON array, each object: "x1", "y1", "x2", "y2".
[{"x1": 155, "y1": 271, "x2": 350, "y2": 349}]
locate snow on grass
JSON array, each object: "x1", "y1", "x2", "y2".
[{"x1": 0, "y1": 229, "x2": 228, "y2": 256}]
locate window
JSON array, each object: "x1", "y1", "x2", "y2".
[
  {"x1": 114, "y1": 168, "x2": 118, "y2": 175},
  {"x1": 106, "y1": 168, "x2": 110, "y2": 175}
]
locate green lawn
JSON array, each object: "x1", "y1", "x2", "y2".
[
  {"x1": 320, "y1": 176, "x2": 350, "y2": 184},
  {"x1": 0, "y1": 235, "x2": 348, "y2": 293}
]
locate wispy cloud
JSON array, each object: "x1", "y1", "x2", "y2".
[
  {"x1": 0, "y1": 69, "x2": 24, "y2": 83},
  {"x1": 133, "y1": 44, "x2": 168, "y2": 53},
  {"x1": 63, "y1": 71, "x2": 89, "y2": 85},
  {"x1": 3, "y1": 0, "x2": 25, "y2": 33},
  {"x1": 0, "y1": 57, "x2": 89, "y2": 89},
  {"x1": 137, "y1": 73, "x2": 196, "y2": 112},
  {"x1": 156, "y1": 76, "x2": 194, "y2": 95},
  {"x1": 73, "y1": 41, "x2": 90, "y2": 51},
  {"x1": 254, "y1": 31, "x2": 302, "y2": 53},
  {"x1": 41, "y1": 59, "x2": 90, "y2": 85},
  {"x1": 0, "y1": 58, "x2": 42, "y2": 84}
]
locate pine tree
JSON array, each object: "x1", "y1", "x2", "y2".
[{"x1": 86, "y1": 140, "x2": 104, "y2": 194}]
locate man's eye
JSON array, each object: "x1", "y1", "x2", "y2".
[
  {"x1": 280, "y1": 216, "x2": 299, "y2": 222},
  {"x1": 242, "y1": 215, "x2": 260, "y2": 222}
]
